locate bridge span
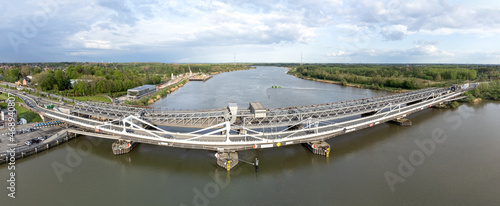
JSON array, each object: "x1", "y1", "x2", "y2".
[
  {"x1": 9, "y1": 85, "x2": 469, "y2": 171},
  {"x1": 71, "y1": 87, "x2": 449, "y2": 128}
]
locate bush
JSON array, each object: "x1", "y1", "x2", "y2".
[
  {"x1": 450, "y1": 101, "x2": 459, "y2": 108},
  {"x1": 461, "y1": 91, "x2": 476, "y2": 102}
]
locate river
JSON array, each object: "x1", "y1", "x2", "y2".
[{"x1": 2, "y1": 66, "x2": 500, "y2": 205}]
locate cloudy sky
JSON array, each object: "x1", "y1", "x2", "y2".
[{"x1": 1, "y1": 0, "x2": 500, "y2": 63}]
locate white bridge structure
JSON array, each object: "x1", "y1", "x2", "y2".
[{"x1": 11, "y1": 85, "x2": 472, "y2": 170}]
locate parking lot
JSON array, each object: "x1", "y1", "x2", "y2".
[{"x1": 0, "y1": 123, "x2": 66, "y2": 153}]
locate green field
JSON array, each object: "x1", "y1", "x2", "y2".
[
  {"x1": 71, "y1": 95, "x2": 111, "y2": 103},
  {"x1": 0, "y1": 93, "x2": 23, "y2": 103},
  {"x1": 15, "y1": 103, "x2": 43, "y2": 122},
  {"x1": 0, "y1": 102, "x2": 43, "y2": 123},
  {"x1": 0, "y1": 92, "x2": 43, "y2": 123}
]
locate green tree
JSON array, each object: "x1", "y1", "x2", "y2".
[
  {"x1": 54, "y1": 69, "x2": 70, "y2": 90},
  {"x1": 434, "y1": 74, "x2": 441, "y2": 81},
  {"x1": 4, "y1": 68, "x2": 20, "y2": 82}
]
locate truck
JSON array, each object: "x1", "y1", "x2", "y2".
[{"x1": 44, "y1": 104, "x2": 54, "y2": 109}]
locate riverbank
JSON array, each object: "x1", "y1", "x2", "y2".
[
  {"x1": 286, "y1": 70, "x2": 411, "y2": 93},
  {"x1": 129, "y1": 66, "x2": 256, "y2": 106},
  {"x1": 0, "y1": 126, "x2": 72, "y2": 165}
]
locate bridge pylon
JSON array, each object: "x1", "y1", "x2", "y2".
[{"x1": 216, "y1": 151, "x2": 239, "y2": 171}]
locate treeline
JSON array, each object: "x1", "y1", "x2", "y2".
[
  {"x1": 287, "y1": 64, "x2": 500, "y2": 90},
  {"x1": 463, "y1": 81, "x2": 500, "y2": 101},
  {"x1": 1, "y1": 63, "x2": 251, "y2": 96}
]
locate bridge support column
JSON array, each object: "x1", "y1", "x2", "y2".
[
  {"x1": 389, "y1": 118, "x2": 412, "y2": 126},
  {"x1": 216, "y1": 151, "x2": 239, "y2": 171},
  {"x1": 112, "y1": 140, "x2": 138, "y2": 155},
  {"x1": 303, "y1": 141, "x2": 330, "y2": 157},
  {"x1": 431, "y1": 102, "x2": 448, "y2": 109}
]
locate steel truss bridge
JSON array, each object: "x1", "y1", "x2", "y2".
[
  {"x1": 72, "y1": 87, "x2": 448, "y2": 128},
  {"x1": 12, "y1": 86, "x2": 467, "y2": 152}
]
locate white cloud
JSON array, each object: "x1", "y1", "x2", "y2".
[
  {"x1": 83, "y1": 40, "x2": 114, "y2": 49},
  {"x1": 327, "y1": 50, "x2": 350, "y2": 57},
  {"x1": 60, "y1": 0, "x2": 325, "y2": 54},
  {"x1": 380, "y1": 25, "x2": 409, "y2": 41},
  {"x1": 406, "y1": 44, "x2": 455, "y2": 56},
  {"x1": 336, "y1": 40, "x2": 454, "y2": 58}
]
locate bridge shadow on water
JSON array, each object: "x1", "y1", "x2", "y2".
[{"x1": 78, "y1": 107, "x2": 447, "y2": 177}]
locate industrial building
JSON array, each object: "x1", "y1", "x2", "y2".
[{"x1": 127, "y1": 85, "x2": 157, "y2": 99}]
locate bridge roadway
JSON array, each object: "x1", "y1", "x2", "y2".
[
  {"x1": 11, "y1": 88, "x2": 463, "y2": 151},
  {"x1": 68, "y1": 87, "x2": 449, "y2": 129}
]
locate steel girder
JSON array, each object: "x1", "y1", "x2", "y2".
[{"x1": 73, "y1": 102, "x2": 146, "y2": 118}]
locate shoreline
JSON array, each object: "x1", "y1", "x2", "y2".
[
  {"x1": 150, "y1": 67, "x2": 256, "y2": 103},
  {"x1": 285, "y1": 69, "x2": 411, "y2": 93},
  {"x1": 127, "y1": 66, "x2": 256, "y2": 106},
  {"x1": 0, "y1": 127, "x2": 75, "y2": 165}
]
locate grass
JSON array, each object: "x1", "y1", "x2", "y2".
[
  {"x1": 0, "y1": 92, "x2": 44, "y2": 123},
  {"x1": 15, "y1": 103, "x2": 43, "y2": 122},
  {"x1": 109, "y1": 91, "x2": 127, "y2": 98},
  {"x1": 0, "y1": 102, "x2": 43, "y2": 123},
  {"x1": 71, "y1": 95, "x2": 111, "y2": 103},
  {"x1": 0, "y1": 92, "x2": 23, "y2": 103}
]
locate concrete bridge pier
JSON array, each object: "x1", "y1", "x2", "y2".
[
  {"x1": 389, "y1": 118, "x2": 412, "y2": 126},
  {"x1": 216, "y1": 151, "x2": 239, "y2": 171},
  {"x1": 303, "y1": 141, "x2": 330, "y2": 157},
  {"x1": 432, "y1": 102, "x2": 454, "y2": 109},
  {"x1": 112, "y1": 139, "x2": 138, "y2": 155}
]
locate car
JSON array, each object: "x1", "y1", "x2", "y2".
[
  {"x1": 25, "y1": 141, "x2": 32, "y2": 146},
  {"x1": 162, "y1": 134, "x2": 173, "y2": 138},
  {"x1": 38, "y1": 136, "x2": 45, "y2": 141},
  {"x1": 125, "y1": 129, "x2": 134, "y2": 133},
  {"x1": 31, "y1": 138, "x2": 41, "y2": 143}
]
